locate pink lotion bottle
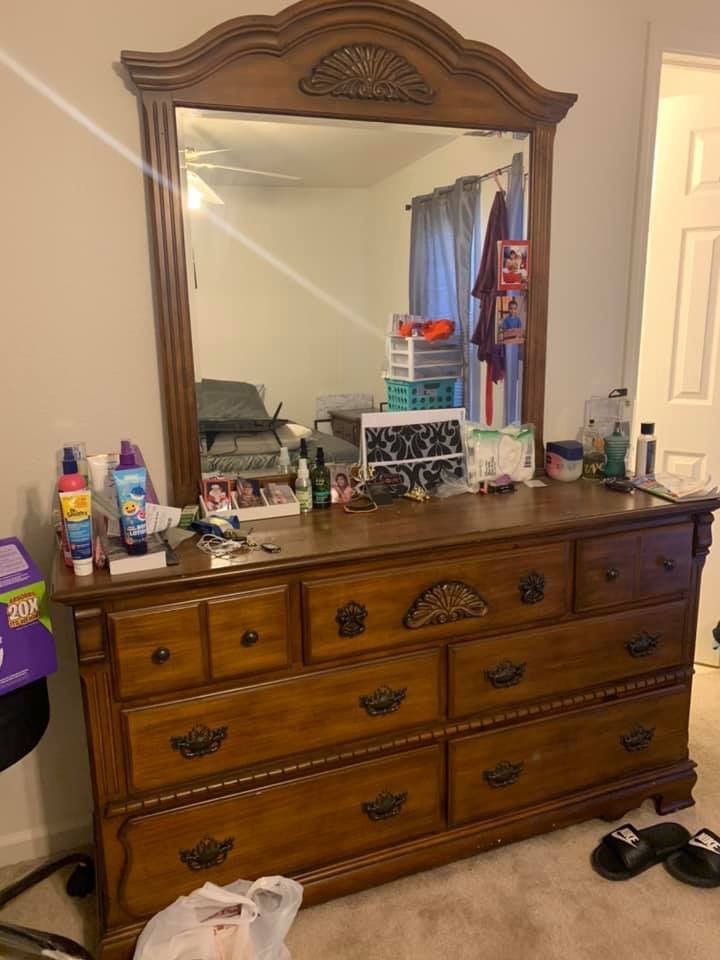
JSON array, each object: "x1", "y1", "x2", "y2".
[{"x1": 58, "y1": 447, "x2": 87, "y2": 566}]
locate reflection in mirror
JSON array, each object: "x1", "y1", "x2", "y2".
[{"x1": 176, "y1": 109, "x2": 530, "y2": 476}]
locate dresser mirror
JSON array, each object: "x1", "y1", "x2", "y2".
[{"x1": 122, "y1": 0, "x2": 576, "y2": 504}]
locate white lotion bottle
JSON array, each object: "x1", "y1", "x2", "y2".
[{"x1": 634, "y1": 422, "x2": 657, "y2": 478}]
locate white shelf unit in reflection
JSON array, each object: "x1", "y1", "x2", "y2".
[{"x1": 385, "y1": 335, "x2": 463, "y2": 382}]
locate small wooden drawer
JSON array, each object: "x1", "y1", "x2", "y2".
[
  {"x1": 109, "y1": 603, "x2": 205, "y2": 700},
  {"x1": 124, "y1": 649, "x2": 442, "y2": 792},
  {"x1": 449, "y1": 602, "x2": 686, "y2": 718},
  {"x1": 303, "y1": 543, "x2": 570, "y2": 663},
  {"x1": 207, "y1": 585, "x2": 291, "y2": 681},
  {"x1": 449, "y1": 687, "x2": 690, "y2": 826},
  {"x1": 639, "y1": 526, "x2": 693, "y2": 600},
  {"x1": 575, "y1": 532, "x2": 638, "y2": 611},
  {"x1": 118, "y1": 745, "x2": 444, "y2": 918},
  {"x1": 575, "y1": 524, "x2": 693, "y2": 612}
]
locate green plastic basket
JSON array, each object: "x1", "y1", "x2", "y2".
[{"x1": 384, "y1": 377, "x2": 456, "y2": 411}]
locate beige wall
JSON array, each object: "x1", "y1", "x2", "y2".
[
  {"x1": 3, "y1": 0, "x2": 720, "y2": 865},
  {"x1": 191, "y1": 184, "x2": 380, "y2": 429}
]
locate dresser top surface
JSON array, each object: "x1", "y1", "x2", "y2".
[{"x1": 52, "y1": 481, "x2": 719, "y2": 604}]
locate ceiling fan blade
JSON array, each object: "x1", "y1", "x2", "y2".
[
  {"x1": 186, "y1": 170, "x2": 224, "y2": 205},
  {"x1": 187, "y1": 161, "x2": 301, "y2": 182}
]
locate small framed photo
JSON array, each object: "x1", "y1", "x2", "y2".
[
  {"x1": 235, "y1": 477, "x2": 264, "y2": 508},
  {"x1": 264, "y1": 482, "x2": 296, "y2": 505},
  {"x1": 202, "y1": 476, "x2": 232, "y2": 512},
  {"x1": 330, "y1": 465, "x2": 354, "y2": 504},
  {"x1": 497, "y1": 240, "x2": 530, "y2": 291},
  {"x1": 496, "y1": 294, "x2": 526, "y2": 345}
]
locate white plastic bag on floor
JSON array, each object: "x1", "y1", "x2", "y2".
[{"x1": 133, "y1": 876, "x2": 303, "y2": 960}]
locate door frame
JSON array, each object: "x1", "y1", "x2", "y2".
[
  {"x1": 622, "y1": 22, "x2": 720, "y2": 400},
  {"x1": 624, "y1": 22, "x2": 720, "y2": 666}
]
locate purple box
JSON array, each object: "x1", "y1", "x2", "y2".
[{"x1": 0, "y1": 538, "x2": 57, "y2": 695}]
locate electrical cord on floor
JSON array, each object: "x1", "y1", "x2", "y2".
[{"x1": 0, "y1": 852, "x2": 95, "y2": 960}]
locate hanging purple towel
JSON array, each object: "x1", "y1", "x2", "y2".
[{"x1": 470, "y1": 190, "x2": 508, "y2": 362}]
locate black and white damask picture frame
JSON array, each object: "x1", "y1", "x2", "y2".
[{"x1": 360, "y1": 408, "x2": 467, "y2": 495}]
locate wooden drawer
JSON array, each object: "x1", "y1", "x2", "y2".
[
  {"x1": 208, "y1": 585, "x2": 291, "y2": 681},
  {"x1": 303, "y1": 543, "x2": 570, "y2": 663},
  {"x1": 124, "y1": 649, "x2": 442, "y2": 792},
  {"x1": 575, "y1": 524, "x2": 692, "y2": 612},
  {"x1": 119, "y1": 745, "x2": 444, "y2": 918},
  {"x1": 109, "y1": 603, "x2": 205, "y2": 700},
  {"x1": 639, "y1": 526, "x2": 693, "y2": 600},
  {"x1": 450, "y1": 686, "x2": 690, "y2": 826},
  {"x1": 449, "y1": 602, "x2": 686, "y2": 718}
]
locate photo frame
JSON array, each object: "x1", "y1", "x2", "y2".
[
  {"x1": 496, "y1": 294, "x2": 527, "y2": 345},
  {"x1": 497, "y1": 240, "x2": 530, "y2": 291},
  {"x1": 330, "y1": 465, "x2": 354, "y2": 504}
]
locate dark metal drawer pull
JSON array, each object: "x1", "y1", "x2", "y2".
[
  {"x1": 361, "y1": 789, "x2": 408, "y2": 821},
  {"x1": 170, "y1": 724, "x2": 228, "y2": 759},
  {"x1": 483, "y1": 760, "x2": 524, "y2": 788},
  {"x1": 485, "y1": 660, "x2": 527, "y2": 688},
  {"x1": 663, "y1": 558, "x2": 676, "y2": 572},
  {"x1": 151, "y1": 646, "x2": 171, "y2": 664},
  {"x1": 179, "y1": 835, "x2": 234, "y2": 871},
  {"x1": 519, "y1": 572, "x2": 545, "y2": 604},
  {"x1": 241, "y1": 630, "x2": 259, "y2": 647},
  {"x1": 625, "y1": 631, "x2": 660, "y2": 658},
  {"x1": 404, "y1": 581, "x2": 488, "y2": 629},
  {"x1": 359, "y1": 685, "x2": 407, "y2": 716},
  {"x1": 620, "y1": 724, "x2": 655, "y2": 752},
  {"x1": 336, "y1": 601, "x2": 368, "y2": 637},
  {"x1": 605, "y1": 568, "x2": 620, "y2": 582}
]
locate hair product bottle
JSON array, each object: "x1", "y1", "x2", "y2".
[
  {"x1": 310, "y1": 447, "x2": 331, "y2": 509},
  {"x1": 294, "y1": 458, "x2": 313, "y2": 513},
  {"x1": 634, "y1": 422, "x2": 657, "y2": 478}
]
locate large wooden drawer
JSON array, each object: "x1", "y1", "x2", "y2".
[
  {"x1": 118, "y1": 745, "x2": 445, "y2": 918},
  {"x1": 575, "y1": 524, "x2": 693, "y2": 612},
  {"x1": 303, "y1": 542, "x2": 570, "y2": 663},
  {"x1": 450, "y1": 687, "x2": 690, "y2": 826},
  {"x1": 123, "y1": 649, "x2": 442, "y2": 792},
  {"x1": 449, "y1": 602, "x2": 686, "y2": 718}
]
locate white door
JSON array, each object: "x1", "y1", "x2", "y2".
[{"x1": 636, "y1": 62, "x2": 720, "y2": 666}]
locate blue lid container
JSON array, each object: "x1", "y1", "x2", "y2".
[{"x1": 546, "y1": 440, "x2": 583, "y2": 461}]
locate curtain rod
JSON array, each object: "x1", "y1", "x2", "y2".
[{"x1": 405, "y1": 163, "x2": 513, "y2": 211}]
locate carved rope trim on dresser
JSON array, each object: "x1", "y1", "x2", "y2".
[{"x1": 105, "y1": 665, "x2": 692, "y2": 817}]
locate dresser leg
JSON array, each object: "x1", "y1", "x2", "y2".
[{"x1": 653, "y1": 773, "x2": 697, "y2": 816}]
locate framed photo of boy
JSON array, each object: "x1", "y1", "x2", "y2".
[
  {"x1": 497, "y1": 240, "x2": 530, "y2": 291},
  {"x1": 496, "y1": 294, "x2": 526, "y2": 345}
]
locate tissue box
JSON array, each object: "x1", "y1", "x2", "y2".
[{"x1": 0, "y1": 538, "x2": 57, "y2": 695}]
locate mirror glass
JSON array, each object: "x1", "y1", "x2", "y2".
[{"x1": 176, "y1": 108, "x2": 530, "y2": 476}]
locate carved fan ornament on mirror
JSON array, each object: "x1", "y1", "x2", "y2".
[{"x1": 299, "y1": 44, "x2": 436, "y2": 103}]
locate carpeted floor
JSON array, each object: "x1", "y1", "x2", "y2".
[{"x1": 1, "y1": 668, "x2": 717, "y2": 960}]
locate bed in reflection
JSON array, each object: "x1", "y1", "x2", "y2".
[{"x1": 198, "y1": 379, "x2": 359, "y2": 474}]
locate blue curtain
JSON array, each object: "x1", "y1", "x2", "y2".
[
  {"x1": 504, "y1": 152, "x2": 525, "y2": 425},
  {"x1": 409, "y1": 177, "x2": 482, "y2": 418}
]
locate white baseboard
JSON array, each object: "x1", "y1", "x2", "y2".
[{"x1": 0, "y1": 816, "x2": 92, "y2": 869}]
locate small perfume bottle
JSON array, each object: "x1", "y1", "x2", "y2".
[{"x1": 603, "y1": 422, "x2": 628, "y2": 479}]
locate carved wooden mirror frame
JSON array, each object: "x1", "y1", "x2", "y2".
[{"x1": 121, "y1": 0, "x2": 576, "y2": 505}]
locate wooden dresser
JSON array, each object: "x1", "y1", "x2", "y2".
[{"x1": 53, "y1": 483, "x2": 718, "y2": 959}]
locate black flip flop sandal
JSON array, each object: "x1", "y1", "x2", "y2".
[
  {"x1": 664, "y1": 828, "x2": 720, "y2": 888},
  {"x1": 591, "y1": 822, "x2": 691, "y2": 881}
]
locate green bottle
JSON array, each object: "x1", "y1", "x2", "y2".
[
  {"x1": 311, "y1": 447, "x2": 331, "y2": 509},
  {"x1": 603, "y1": 422, "x2": 628, "y2": 479}
]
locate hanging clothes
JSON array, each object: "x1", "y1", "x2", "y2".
[
  {"x1": 470, "y1": 189, "x2": 508, "y2": 424},
  {"x1": 504, "y1": 152, "x2": 525, "y2": 426},
  {"x1": 470, "y1": 190, "x2": 508, "y2": 361}
]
